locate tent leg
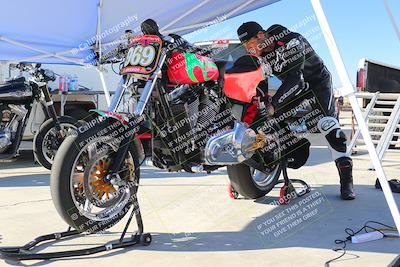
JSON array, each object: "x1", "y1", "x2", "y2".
[
  {"x1": 311, "y1": 0, "x2": 400, "y2": 234},
  {"x1": 97, "y1": 67, "x2": 111, "y2": 107},
  {"x1": 0, "y1": 62, "x2": 7, "y2": 82}
]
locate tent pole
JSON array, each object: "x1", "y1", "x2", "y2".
[
  {"x1": 5, "y1": 46, "x2": 94, "y2": 65},
  {"x1": 165, "y1": 0, "x2": 257, "y2": 34},
  {"x1": 161, "y1": 0, "x2": 212, "y2": 32},
  {"x1": 0, "y1": 61, "x2": 6, "y2": 82},
  {"x1": 97, "y1": 67, "x2": 111, "y2": 106},
  {"x1": 0, "y1": 35, "x2": 88, "y2": 66},
  {"x1": 96, "y1": 0, "x2": 103, "y2": 62},
  {"x1": 310, "y1": 0, "x2": 400, "y2": 233},
  {"x1": 95, "y1": 0, "x2": 110, "y2": 107},
  {"x1": 383, "y1": 0, "x2": 400, "y2": 41}
]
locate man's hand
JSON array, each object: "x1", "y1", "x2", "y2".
[
  {"x1": 260, "y1": 95, "x2": 275, "y2": 117},
  {"x1": 265, "y1": 102, "x2": 275, "y2": 117}
]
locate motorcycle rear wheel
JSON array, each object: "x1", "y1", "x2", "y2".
[
  {"x1": 227, "y1": 126, "x2": 282, "y2": 199},
  {"x1": 227, "y1": 163, "x2": 281, "y2": 199}
]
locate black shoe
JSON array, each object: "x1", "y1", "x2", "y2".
[
  {"x1": 335, "y1": 157, "x2": 356, "y2": 200},
  {"x1": 375, "y1": 178, "x2": 400, "y2": 193}
]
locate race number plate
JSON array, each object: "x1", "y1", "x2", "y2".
[{"x1": 121, "y1": 35, "x2": 162, "y2": 75}]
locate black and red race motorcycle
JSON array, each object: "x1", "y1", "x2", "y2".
[{"x1": 51, "y1": 20, "x2": 310, "y2": 233}]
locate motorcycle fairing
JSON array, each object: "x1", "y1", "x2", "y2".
[
  {"x1": 167, "y1": 52, "x2": 219, "y2": 84},
  {"x1": 223, "y1": 67, "x2": 265, "y2": 103},
  {"x1": 222, "y1": 54, "x2": 266, "y2": 104},
  {"x1": 90, "y1": 109, "x2": 129, "y2": 128}
]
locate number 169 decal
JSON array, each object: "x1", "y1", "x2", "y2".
[{"x1": 121, "y1": 35, "x2": 162, "y2": 75}]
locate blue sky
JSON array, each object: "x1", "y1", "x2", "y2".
[{"x1": 185, "y1": 0, "x2": 400, "y2": 88}]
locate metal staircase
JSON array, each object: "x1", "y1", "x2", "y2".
[{"x1": 348, "y1": 92, "x2": 400, "y2": 168}]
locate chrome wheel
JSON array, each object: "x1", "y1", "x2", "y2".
[
  {"x1": 42, "y1": 122, "x2": 77, "y2": 164},
  {"x1": 251, "y1": 166, "x2": 280, "y2": 188},
  {"x1": 70, "y1": 137, "x2": 135, "y2": 222}
]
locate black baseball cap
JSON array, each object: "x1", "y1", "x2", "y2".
[{"x1": 237, "y1": 21, "x2": 264, "y2": 43}]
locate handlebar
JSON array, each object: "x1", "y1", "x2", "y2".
[
  {"x1": 10, "y1": 62, "x2": 55, "y2": 83},
  {"x1": 96, "y1": 19, "x2": 216, "y2": 65}
]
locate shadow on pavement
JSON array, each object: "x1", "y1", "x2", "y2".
[
  {"x1": 0, "y1": 151, "x2": 38, "y2": 171},
  {"x1": 2, "y1": 185, "x2": 398, "y2": 266},
  {"x1": 0, "y1": 174, "x2": 50, "y2": 187},
  {"x1": 141, "y1": 167, "x2": 226, "y2": 179},
  {"x1": 0, "y1": 167, "x2": 226, "y2": 189},
  {"x1": 136, "y1": 185, "x2": 400, "y2": 254}
]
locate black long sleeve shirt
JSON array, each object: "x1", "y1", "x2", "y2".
[{"x1": 261, "y1": 24, "x2": 331, "y2": 109}]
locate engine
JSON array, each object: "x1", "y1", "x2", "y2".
[
  {"x1": 178, "y1": 84, "x2": 233, "y2": 148},
  {"x1": 0, "y1": 104, "x2": 27, "y2": 153},
  {"x1": 151, "y1": 82, "x2": 234, "y2": 170}
]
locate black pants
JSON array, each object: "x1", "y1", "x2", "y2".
[
  {"x1": 273, "y1": 74, "x2": 349, "y2": 165},
  {"x1": 274, "y1": 76, "x2": 337, "y2": 127},
  {"x1": 310, "y1": 76, "x2": 337, "y2": 118}
]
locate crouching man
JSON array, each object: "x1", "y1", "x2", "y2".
[{"x1": 237, "y1": 22, "x2": 355, "y2": 200}]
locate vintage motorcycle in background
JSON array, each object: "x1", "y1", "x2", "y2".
[
  {"x1": 0, "y1": 63, "x2": 80, "y2": 169},
  {"x1": 51, "y1": 19, "x2": 310, "y2": 233}
]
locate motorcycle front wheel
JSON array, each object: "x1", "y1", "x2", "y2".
[
  {"x1": 50, "y1": 120, "x2": 140, "y2": 233},
  {"x1": 33, "y1": 116, "x2": 81, "y2": 170}
]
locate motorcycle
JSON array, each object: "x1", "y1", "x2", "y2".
[
  {"x1": 51, "y1": 19, "x2": 311, "y2": 233},
  {"x1": 0, "y1": 63, "x2": 81, "y2": 169}
]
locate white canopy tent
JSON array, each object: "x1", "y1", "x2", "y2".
[
  {"x1": 0, "y1": 0, "x2": 280, "y2": 64},
  {"x1": 0, "y1": 0, "x2": 399, "y2": 233},
  {"x1": 0, "y1": 0, "x2": 281, "y2": 103}
]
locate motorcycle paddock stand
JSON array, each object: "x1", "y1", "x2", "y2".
[
  {"x1": 228, "y1": 159, "x2": 311, "y2": 201},
  {"x1": 276, "y1": 159, "x2": 311, "y2": 205},
  {"x1": 0, "y1": 195, "x2": 151, "y2": 261}
]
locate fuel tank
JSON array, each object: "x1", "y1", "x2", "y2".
[
  {"x1": 167, "y1": 52, "x2": 219, "y2": 84},
  {"x1": 0, "y1": 79, "x2": 32, "y2": 101}
]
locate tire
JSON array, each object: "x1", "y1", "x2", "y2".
[
  {"x1": 50, "y1": 119, "x2": 140, "y2": 233},
  {"x1": 227, "y1": 163, "x2": 281, "y2": 199},
  {"x1": 33, "y1": 116, "x2": 80, "y2": 170}
]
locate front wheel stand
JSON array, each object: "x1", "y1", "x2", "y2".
[{"x1": 0, "y1": 197, "x2": 150, "y2": 261}]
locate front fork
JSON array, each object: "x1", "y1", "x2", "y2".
[
  {"x1": 40, "y1": 84, "x2": 65, "y2": 138},
  {"x1": 108, "y1": 52, "x2": 167, "y2": 175}
]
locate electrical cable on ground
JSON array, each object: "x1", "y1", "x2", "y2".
[{"x1": 325, "y1": 221, "x2": 398, "y2": 267}]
